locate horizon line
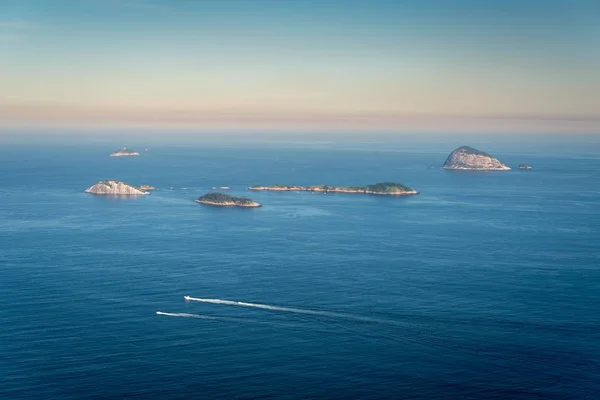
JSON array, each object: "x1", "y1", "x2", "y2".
[{"x1": 0, "y1": 104, "x2": 598, "y2": 134}]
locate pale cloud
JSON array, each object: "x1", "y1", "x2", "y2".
[
  {"x1": 99, "y1": 0, "x2": 173, "y2": 12},
  {"x1": 0, "y1": 20, "x2": 38, "y2": 30},
  {"x1": 0, "y1": 20, "x2": 40, "y2": 43},
  {"x1": 0, "y1": 20, "x2": 39, "y2": 42},
  {"x1": 124, "y1": 1, "x2": 172, "y2": 11},
  {"x1": 0, "y1": 21, "x2": 34, "y2": 30},
  {"x1": 0, "y1": 34, "x2": 22, "y2": 42}
]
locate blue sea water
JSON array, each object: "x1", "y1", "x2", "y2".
[{"x1": 1, "y1": 140, "x2": 599, "y2": 399}]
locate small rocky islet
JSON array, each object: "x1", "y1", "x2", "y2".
[
  {"x1": 196, "y1": 192, "x2": 261, "y2": 208},
  {"x1": 443, "y1": 146, "x2": 510, "y2": 170},
  {"x1": 85, "y1": 180, "x2": 149, "y2": 195},
  {"x1": 110, "y1": 147, "x2": 140, "y2": 157},
  {"x1": 249, "y1": 182, "x2": 418, "y2": 195}
]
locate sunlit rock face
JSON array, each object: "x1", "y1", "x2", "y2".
[
  {"x1": 110, "y1": 147, "x2": 140, "y2": 157},
  {"x1": 85, "y1": 181, "x2": 148, "y2": 195},
  {"x1": 443, "y1": 146, "x2": 510, "y2": 171}
]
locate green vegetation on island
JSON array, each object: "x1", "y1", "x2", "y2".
[
  {"x1": 452, "y1": 146, "x2": 492, "y2": 157},
  {"x1": 249, "y1": 182, "x2": 417, "y2": 195},
  {"x1": 364, "y1": 182, "x2": 415, "y2": 193},
  {"x1": 196, "y1": 192, "x2": 261, "y2": 207}
]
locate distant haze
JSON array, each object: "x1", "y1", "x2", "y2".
[{"x1": 1, "y1": 0, "x2": 599, "y2": 135}]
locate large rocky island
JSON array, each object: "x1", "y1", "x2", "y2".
[
  {"x1": 249, "y1": 182, "x2": 418, "y2": 195},
  {"x1": 443, "y1": 146, "x2": 510, "y2": 170},
  {"x1": 85, "y1": 180, "x2": 149, "y2": 195},
  {"x1": 110, "y1": 147, "x2": 140, "y2": 157},
  {"x1": 196, "y1": 192, "x2": 261, "y2": 207}
]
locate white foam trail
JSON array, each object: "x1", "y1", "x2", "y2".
[
  {"x1": 184, "y1": 296, "x2": 384, "y2": 324},
  {"x1": 156, "y1": 310, "x2": 285, "y2": 327},
  {"x1": 179, "y1": 298, "x2": 504, "y2": 359},
  {"x1": 156, "y1": 311, "x2": 221, "y2": 320}
]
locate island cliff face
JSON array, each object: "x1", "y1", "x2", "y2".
[
  {"x1": 443, "y1": 146, "x2": 510, "y2": 171},
  {"x1": 196, "y1": 192, "x2": 261, "y2": 207},
  {"x1": 110, "y1": 147, "x2": 140, "y2": 157},
  {"x1": 85, "y1": 180, "x2": 148, "y2": 195},
  {"x1": 249, "y1": 182, "x2": 418, "y2": 195}
]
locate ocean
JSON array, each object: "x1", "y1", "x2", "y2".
[{"x1": 1, "y1": 139, "x2": 599, "y2": 399}]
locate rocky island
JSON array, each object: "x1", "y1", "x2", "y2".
[
  {"x1": 443, "y1": 146, "x2": 510, "y2": 170},
  {"x1": 518, "y1": 164, "x2": 533, "y2": 170},
  {"x1": 110, "y1": 147, "x2": 140, "y2": 157},
  {"x1": 249, "y1": 182, "x2": 418, "y2": 195},
  {"x1": 196, "y1": 192, "x2": 261, "y2": 207},
  {"x1": 85, "y1": 180, "x2": 149, "y2": 195}
]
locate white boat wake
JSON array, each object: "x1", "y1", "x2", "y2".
[
  {"x1": 183, "y1": 296, "x2": 385, "y2": 324},
  {"x1": 176, "y1": 297, "x2": 506, "y2": 359},
  {"x1": 156, "y1": 311, "x2": 222, "y2": 320},
  {"x1": 156, "y1": 310, "x2": 296, "y2": 327}
]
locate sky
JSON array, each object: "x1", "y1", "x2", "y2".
[{"x1": 0, "y1": 0, "x2": 599, "y2": 134}]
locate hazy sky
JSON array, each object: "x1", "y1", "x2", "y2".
[{"x1": 1, "y1": 0, "x2": 599, "y2": 133}]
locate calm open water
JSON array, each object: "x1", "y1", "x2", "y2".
[{"x1": 1, "y1": 140, "x2": 599, "y2": 399}]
